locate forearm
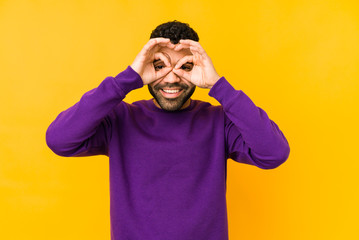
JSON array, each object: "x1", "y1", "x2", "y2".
[
  {"x1": 209, "y1": 77, "x2": 290, "y2": 168},
  {"x1": 46, "y1": 66, "x2": 143, "y2": 156}
]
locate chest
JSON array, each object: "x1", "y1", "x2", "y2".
[{"x1": 111, "y1": 108, "x2": 225, "y2": 173}]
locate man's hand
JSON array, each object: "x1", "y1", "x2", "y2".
[
  {"x1": 172, "y1": 40, "x2": 220, "y2": 89},
  {"x1": 131, "y1": 38, "x2": 175, "y2": 85}
]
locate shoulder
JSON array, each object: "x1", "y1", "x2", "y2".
[{"x1": 189, "y1": 100, "x2": 225, "y2": 121}]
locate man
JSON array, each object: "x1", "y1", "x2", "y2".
[{"x1": 46, "y1": 21, "x2": 290, "y2": 240}]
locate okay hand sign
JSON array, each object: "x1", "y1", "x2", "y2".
[
  {"x1": 131, "y1": 38, "x2": 175, "y2": 85},
  {"x1": 172, "y1": 40, "x2": 220, "y2": 89}
]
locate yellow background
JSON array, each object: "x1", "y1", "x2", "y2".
[{"x1": 1, "y1": 0, "x2": 358, "y2": 239}]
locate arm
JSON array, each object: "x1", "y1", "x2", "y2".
[
  {"x1": 172, "y1": 39, "x2": 289, "y2": 169},
  {"x1": 46, "y1": 38, "x2": 175, "y2": 157},
  {"x1": 209, "y1": 78, "x2": 290, "y2": 169},
  {"x1": 46, "y1": 66, "x2": 143, "y2": 157}
]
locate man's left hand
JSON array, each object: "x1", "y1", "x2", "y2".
[{"x1": 172, "y1": 40, "x2": 221, "y2": 89}]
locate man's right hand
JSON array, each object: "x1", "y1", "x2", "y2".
[{"x1": 131, "y1": 38, "x2": 174, "y2": 85}]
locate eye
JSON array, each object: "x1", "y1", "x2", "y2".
[
  {"x1": 154, "y1": 65, "x2": 164, "y2": 71},
  {"x1": 180, "y1": 63, "x2": 193, "y2": 71},
  {"x1": 153, "y1": 59, "x2": 166, "y2": 71},
  {"x1": 153, "y1": 62, "x2": 165, "y2": 71}
]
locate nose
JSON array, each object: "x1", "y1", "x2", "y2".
[{"x1": 163, "y1": 70, "x2": 180, "y2": 83}]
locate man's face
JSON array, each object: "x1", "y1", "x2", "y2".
[{"x1": 148, "y1": 46, "x2": 196, "y2": 111}]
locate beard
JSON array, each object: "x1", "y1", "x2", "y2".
[{"x1": 148, "y1": 82, "x2": 196, "y2": 111}]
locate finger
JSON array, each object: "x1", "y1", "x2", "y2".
[
  {"x1": 156, "y1": 66, "x2": 173, "y2": 79},
  {"x1": 172, "y1": 68, "x2": 191, "y2": 81},
  {"x1": 153, "y1": 52, "x2": 171, "y2": 67},
  {"x1": 180, "y1": 40, "x2": 206, "y2": 54},
  {"x1": 175, "y1": 44, "x2": 207, "y2": 58},
  {"x1": 179, "y1": 39, "x2": 202, "y2": 48},
  {"x1": 174, "y1": 43, "x2": 190, "y2": 51},
  {"x1": 150, "y1": 37, "x2": 171, "y2": 46},
  {"x1": 165, "y1": 42, "x2": 176, "y2": 49},
  {"x1": 190, "y1": 46, "x2": 214, "y2": 66},
  {"x1": 157, "y1": 41, "x2": 176, "y2": 49},
  {"x1": 141, "y1": 38, "x2": 171, "y2": 54},
  {"x1": 174, "y1": 55, "x2": 193, "y2": 69},
  {"x1": 189, "y1": 45, "x2": 207, "y2": 56}
]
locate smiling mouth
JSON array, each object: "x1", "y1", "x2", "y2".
[{"x1": 160, "y1": 88, "x2": 183, "y2": 98}]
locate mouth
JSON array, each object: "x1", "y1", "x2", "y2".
[{"x1": 160, "y1": 88, "x2": 184, "y2": 98}]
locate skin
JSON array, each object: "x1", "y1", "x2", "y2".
[
  {"x1": 147, "y1": 46, "x2": 196, "y2": 111},
  {"x1": 131, "y1": 38, "x2": 221, "y2": 111}
]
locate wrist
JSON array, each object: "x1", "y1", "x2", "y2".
[
  {"x1": 207, "y1": 74, "x2": 221, "y2": 89},
  {"x1": 130, "y1": 63, "x2": 141, "y2": 75}
]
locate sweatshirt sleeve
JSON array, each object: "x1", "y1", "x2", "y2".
[
  {"x1": 208, "y1": 77, "x2": 290, "y2": 169},
  {"x1": 46, "y1": 66, "x2": 143, "y2": 157}
]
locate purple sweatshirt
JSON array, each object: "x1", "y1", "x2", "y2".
[{"x1": 46, "y1": 66, "x2": 290, "y2": 240}]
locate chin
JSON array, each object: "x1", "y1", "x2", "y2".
[
  {"x1": 159, "y1": 101, "x2": 185, "y2": 111},
  {"x1": 148, "y1": 85, "x2": 196, "y2": 111}
]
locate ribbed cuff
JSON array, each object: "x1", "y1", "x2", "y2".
[
  {"x1": 209, "y1": 77, "x2": 237, "y2": 104},
  {"x1": 114, "y1": 66, "x2": 144, "y2": 96}
]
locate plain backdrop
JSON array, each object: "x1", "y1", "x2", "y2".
[{"x1": 1, "y1": 0, "x2": 358, "y2": 239}]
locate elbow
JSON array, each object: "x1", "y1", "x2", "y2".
[
  {"x1": 262, "y1": 148, "x2": 290, "y2": 169},
  {"x1": 46, "y1": 127, "x2": 72, "y2": 157},
  {"x1": 254, "y1": 143, "x2": 290, "y2": 170}
]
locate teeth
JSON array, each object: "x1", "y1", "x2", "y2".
[{"x1": 163, "y1": 89, "x2": 180, "y2": 93}]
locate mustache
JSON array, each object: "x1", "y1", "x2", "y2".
[{"x1": 154, "y1": 83, "x2": 189, "y2": 90}]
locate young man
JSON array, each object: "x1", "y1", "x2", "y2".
[{"x1": 46, "y1": 21, "x2": 290, "y2": 240}]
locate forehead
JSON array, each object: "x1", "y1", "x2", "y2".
[{"x1": 157, "y1": 47, "x2": 192, "y2": 63}]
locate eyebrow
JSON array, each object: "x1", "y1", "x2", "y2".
[{"x1": 153, "y1": 60, "x2": 193, "y2": 68}]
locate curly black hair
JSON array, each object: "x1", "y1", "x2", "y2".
[{"x1": 150, "y1": 20, "x2": 199, "y2": 44}]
